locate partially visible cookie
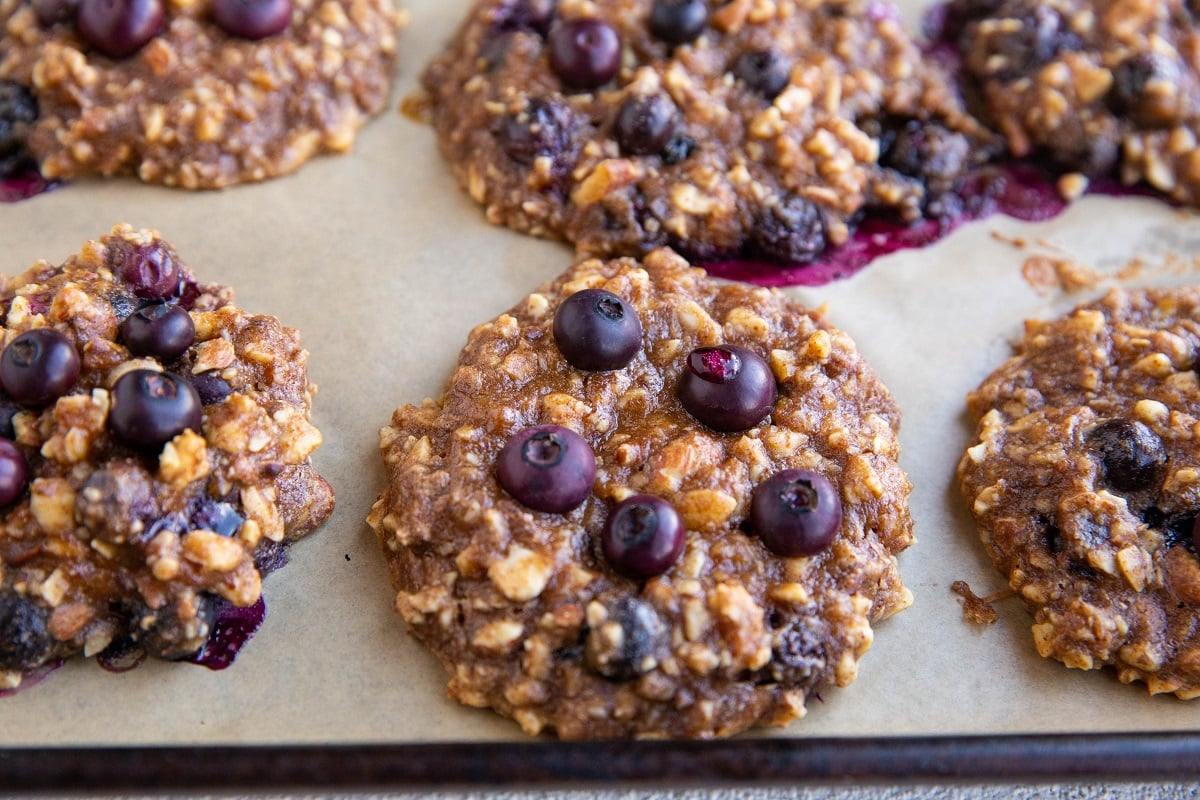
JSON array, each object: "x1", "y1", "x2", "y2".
[
  {"x1": 0, "y1": 0, "x2": 403, "y2": 189},
  {"x1": 0, "y1": 224, "x2": 333, "y2": 692},
  {"x1": 420, "y1": 0, "x2": 989, "y2": 263},
  {"x1": 940, "y1": 0, "x2": 1200, "y2": 204},
  {"x1": 958, "y1": 287, "x2": 1200, "y2": 698},
  {"x1": 369, "y1": 248, "x2": 914, "y2": 739}
]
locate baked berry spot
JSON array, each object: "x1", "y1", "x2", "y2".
[
  {"x1": 211, "y1": 0, "x2": 293, "y2": 39},
  {"x1": 496, "y1": 424, "x2": 596, "y2": 513},
  {"x1": 189, "y1": 371, "x2": 234, "y2": 405},
  {"x1": 750, "y1": 470, "x2": 842, "y2": 557},
  {"x1": 0, "y1": 329, "x2": 81, "y2": 407},
  {"x1": 678, "y1": 344, "x2": 776, "y2": 432},
  {"x1": 1086, "y1": 418, "x2": 1166, "y2": 493},
  {"x1": 0, "y1": 439, "x2": 29, "y2": 507},
  {"x1": 76, "y1": 0, "x2": 165, "y2": 58},
  {"x1": 601, "y1": 494, "x2": 685, "y2": 579},
  {"x1": 552, "y1": 288, "x2": 642, "y2": 371},
  {"x1": 732, "y1": 49, "x2": 791, "y2": 101},
  {"x1": 33, "y1": 0, "x2": 79, "y2": 25},
  {"x1": 496, "y1": 97, "x2": 576, "y2": 167},
  {"x1": 547, "y1": 19, "x2": 621, "y2": 89},
  {"x1": 614, "y1": 94, "x2": 679, "y2": 157},
  {"x1": 583, "y1": 596, "x2": 667, "y2": 681},
  {"x1": 0, "y1": 591, "x2": 53, "y2": 671},
  {"x1": 108, "y1": 369, "x2": 202, "y2": 448}
]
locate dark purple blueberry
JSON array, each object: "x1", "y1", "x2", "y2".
[
  {"x1": 660, "y1": 133, "x2": 695, "y2": 165},
  {"x1": 190, "y1": 371, "x2": 233, "y2": 405},
  {"x1": 1109, "y1": 53, "x2": 1186, "y2": 127},
  {"x1": 0, "y1": 328, "x2": 80, "y2": 407},
  {"x1": 964, "y1": 3, "x2": 1071, "y2": 80},
  {"x1": 496, "y1": 424, "x2": 596, "y2": 513},
  {"x1": 584, "y1": 597, "x2": 667, "y2": 680},
  {"x1": 926, "y1": 0, "x2": 1002, "y2": 43},
  {"x1": 120, "y1": 302, "x2": 195, "y2": 361},
  {"x1": 0, "y1": 438, "x2": 28, "y2": 507},
  {"x1": 495, "y1": 97, "x2": 576, "y2": 166},
  {"x1": 77, "y1": 0, "x2": 165, "y2": 59},
  {"x1": 211, "y1": 0, "x2": 291, "y2": 39},
  {"x1": 750, "y1": 195, "x2": 827, "y2": 264},
  {"x1": 552, "y1": 289, "x2": 642, "y2": 371},
  {"x1": 0, "y1": 82, "x2": 37, "y2": 158},
  {"x1": 0, "y1": 396, "x2": 19, "y2": 439},
  {"x1": 109, "y1": 369, "x2": 202, "y2": 449},
  {"x1": 614, "y1": 94, "x2": 679, "y2": 156},
  {"x1": 750, "y1": 469, "x2": 842, "y2": 557},
  {"x1": 648, "y1": 0, "x2": 707, "y2": 45},
  {"x1": 0, "y1": 591, "x2": 52, "y2": 670},
  {"x1": 189, "y1": 498, "x2": 243, "y2": 537},
  {"x1": 601, "y1": 494, "x2": 685, "y2": 579},
  {"x1": 1087, "y1": 418, "x2": 1165, "y2": 493},
  {"x1": 678, "y1": 344, "x2": 776, "y2": 432},
  {"x1": 107, "y1": 239, "x2": 182, "y2": 299},
  {"x1": 75, "y1": 461, "x2": 160, "y2": 543},
  {"x1": 33, "y1": 0, "x2": 78, "y2": 25},
  {"x1": 493, "y1": 0, "x2": 556, "y2": 34},
  {"x1": 547, "y1": 19, "x2": 621, "y2": 89},
  {"x1": 881, "y1": 120, "x2": 971, "y2": 197},
  {"x1": 732, "y1": 50, "x2": 791, "y2": 101},
  {"x1": 1192, "y1": 515, "x2": 1200, "y2": 555}
]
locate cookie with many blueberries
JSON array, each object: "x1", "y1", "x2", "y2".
[
  {"x1": 0, "y1": 224, "x2": 333, "y2": 692},
  {"x1": 0, "y1": 0, "x2": 403, "y2": 189},
  {"x1": 419, "y1": 0, "x2": 990, "y2": 264},
  {"x1": 369, "y1": 248, "x2": 914, "y2": 739},
  {"x1": 936, "y1": 0, "x2": 1200, "y2": 204},
  {"x1": 958, "y1": 287, "x2": 1200, "y2": 699}
]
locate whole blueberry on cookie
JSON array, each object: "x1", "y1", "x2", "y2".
[
  {"x1": 76, "y1": 0, "x2": 165, "y2": 59},
  {"x1": 1086, "y1": 418, "x2": 1165, "y2": 493},
  {"x1": 0, "y1": 328, "x2": 80, "y2": 407},
  {"x1": 648, "y1": 0, "x2": 707, "y2": 45},
  {"x1": 751, "y1": 470, "x2": 841, "y2": 557},
  {"x1": 120, "y1": 302, "x2": 196, "y2": 361},
  {"x1": 370, "y1": 249, "x2": 914, "y2": 738},
  {"x1": 552, "y1": 288, "x2": 642, "y2": 371},
  {"x1": 732, "y1": 49, "x2": 791, "y2": 101},
  {"x1": 0, "y1": 225, "x2": 334, "y2": 693},
  {"x1": 677, "y1": 344, "x2": 776, "y2": 432},
  {"x1": 613, "y1": 95, "x2": 679, "y2": 157},
  {"x1": 547, "y1": 19, "x2": 621, "y2": 89},
  {"x1": 497, "y1": 425, "x2": 596, "y2": 513},
  {"x1": 211, "y1": 0, "x2": 293, "y2": 39}
]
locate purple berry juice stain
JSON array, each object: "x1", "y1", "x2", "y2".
[
  {"x1": 0, "y1": 162, "x2": 54, "y2": 203},
  {"x1": 0, "y1": 660, "x2": 62, "y2": 698},
  {"x1": 189, "y1": 596, "x2": 267, "y2": 671}
]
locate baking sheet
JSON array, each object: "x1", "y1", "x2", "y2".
[{"x1": 1, "y1": 0, "x2": 1199, "y2": 747}]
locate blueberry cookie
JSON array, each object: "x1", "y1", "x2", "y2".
[
  {"x1": 937, "y1": 0, "x2": 1200, "y2": 204},
  {"x1": 0, "y1": 0, "x2": 403, "y2": 189},
  {"x1": 419, "y1": 0, "x2": 990, "y2": 264},
  {"x1": 369, "y1": 248, "x2": 914, "y2": 738},
  {"x1": 958, "y1": 287, "x2": 1200, "y2": 699},
  {"x1": 0, "y1": 224, "x2": 333, "y2": 692}
]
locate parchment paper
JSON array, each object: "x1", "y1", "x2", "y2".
[{"x1": 1, "y1": 0, "x2": 1199, "y2": 746}]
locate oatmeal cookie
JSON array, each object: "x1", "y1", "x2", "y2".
[
  {"x1": 419, "y1": 0, "x2": 990, "y2": 264},
  {"x1": 958, "y1": 287, "x2": 1200, "y2": 699},
  {"x1": 939, "y1": 0, "x2": 1200, "y2": 205},
  {"x1": 369, "y1": 248, "x2": 914, "y2": 739},
  {"x1": 0, "y1": 224, "x2": 333, "y2": 692},
  {"x1": 0, "y1": 0, "x2": 403, "y2": 189}
]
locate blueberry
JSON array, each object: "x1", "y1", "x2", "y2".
[
  {"x1": 1109, "y1": 53, "x2": 1186, "y2": 127},
  {"x1": 552, "y1": 289, "x2": 642, "y2": 371},
  {"x1": 190, "y1": 371, "x2": 233, "y2": 405},
  {"x1": 33, "y1": 0, "x2": 79, "y2": 25},
  {"x1": 768, "y1": 616, "x2": 826, "y2": 684},
  {"x1": 881, "y1": 120, "x2": 970, "y2": 197},
  {"x1": 547, "y1": 19, "x2": 621, "y2": 89},
  {"x1": 614, "y1": 94, "x2": 679, "y2": 157},
  {"x1": 132, "y1": 595, "x2": 215, "y2": 660},
  {"x1": 677, "y1": 344, "x2": 776, "y2": 432},
  {"x1": 496, "y1": 424, "x2": 596, "y2": 513},
  {"x1": 75, "y1": 460, "x2": 160, "y2": 543},
  {"x1": 189, "y1": 498, "x2": 243, "y2": 537},
  {"x1": 109, "y1": 369, "x2": 202, "y2": 449},
  {"x1": 77, "y1": 0, "x2": 165, "y2": 59},
  {"x1": 107, "y1": 239, "x2": 182, "y2": 299},
  {"x1": 0, "y1": 82, "x2": 37, "y2": 158},
  {"x1": 0, "y1": 439, "x2": 28, "y2": 507},
  {"x1": 928, "y1": 0, "x2": 1002, "y2": 42},
  {"x1": 965, "y1": 3, "x2": 1070, "y2": 80},
  {"x1": 496, "y1": 97, "x2": 576, "y2": 166},
  {"x1": 583, "y1": 597, "x2": 667, "y2": 680},
  {"x1": 1087, "y1": 418, "x2": 1165, "y2": 493},
  {"x1": 120, "y1": 302, "x2": 195, "y2": 361},
  {"x1": 211, "y1": 0, "x2": 291, "y2": 39},
  {"x1": 0, "y1": 591, "x2": 52, "y2": 670},
  {"x1": 0, "y1": 329, "x2": 80, "y2": 407},
  {"x1": 660, "y1": 133, "x2": 695, "y2": 165},
  {"x1": 0, "y1": 396, "x2": 20, "y2": 439},
  {"x1": 648, "y1": 0, "x2": 707, "y2": 45},
  {"x1": 732, "y1": 50, "x2": 791, "y2": 101},
  {"x1": 601, "y1": 494, "x2": 685, "y2": 579},
  {"x1": 493, "y1": 0, "x2": 556, "y2": 34},
  {"x1": 750, "y1": 469, "x2": 842, "y2": 557},
  {"x1": 750, "y1": 195, "x2": 827, "y2": 264}
]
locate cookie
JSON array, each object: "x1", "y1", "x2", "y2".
[
  {"x1": 419, "y1": 0, "x2": 989, "y2": 264},
  {"x1": 938, "y1": 0, "x2": 1200, "y2": 205},
  {"x1": 958, "y1": 287, "x2": 1200, "y2": 699},
  {"x1": 0, "y1": 0, "x2": 403, "y2": 189},
  {"x1": 368, "y1": 248, "x2": 914, "y2": 739},
  {"x1": 0, "y1": 224, "x2": 333, "y2": 692}
]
